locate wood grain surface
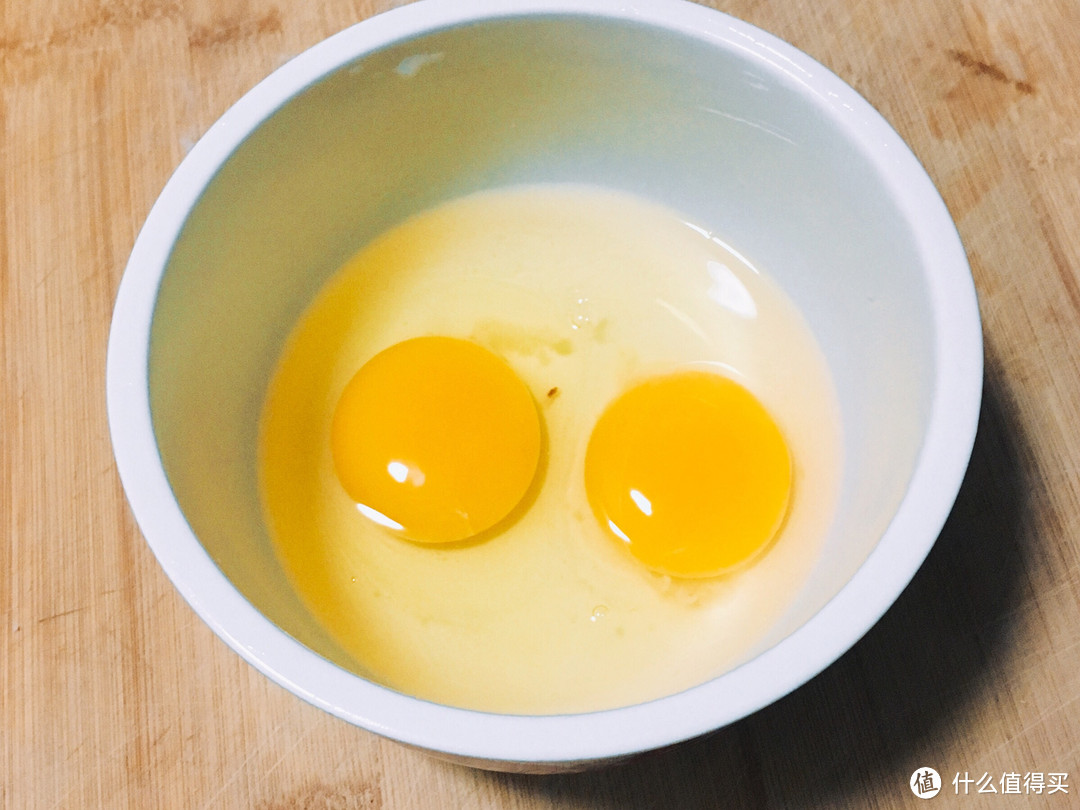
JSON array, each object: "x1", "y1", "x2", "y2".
[{"x1": 4, "y1": 0, "x2": 1079, "y2": 806}]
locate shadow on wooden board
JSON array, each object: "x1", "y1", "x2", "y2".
[{"x1": 489, "y1": 346, "x2": 1031, "y2": 808}]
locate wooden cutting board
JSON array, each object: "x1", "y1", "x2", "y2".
[{"x1": 4, "y1": 0, "x2": 1079, "y2": 806}]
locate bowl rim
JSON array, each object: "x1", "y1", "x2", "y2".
[{"x1": 106, "y1": 0, "x2": 983, "y2": 765}]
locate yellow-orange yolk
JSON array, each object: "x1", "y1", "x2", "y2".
[
  {"x1": 331, "y1": 336, "x2": 542, "y2": 543},
  {"x1": 584, "y1": 371, "x2": 792, "y2": 578}
]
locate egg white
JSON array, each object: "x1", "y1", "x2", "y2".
[{"x1": 258, "y1": 184, "x2": 842, "y2": 714}]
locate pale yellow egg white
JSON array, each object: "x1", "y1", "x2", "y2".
[{"x1": 259, "y1": 184, "x2": 842, "y2": 714}]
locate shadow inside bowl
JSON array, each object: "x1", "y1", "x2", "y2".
[{"x1": 480, "y1": 344, "x2": 1030, "y2": 807}]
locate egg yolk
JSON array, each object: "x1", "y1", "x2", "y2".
[
  {"x1": 331, "y1": 336, "x2": 542, "y2": 543},
  {"x1": 584, "y1": 371, "x2": 792, "y2": 578}
]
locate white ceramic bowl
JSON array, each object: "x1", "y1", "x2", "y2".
[{"x1": 107, "y1": 0, "x2": 982, "y2": 772}]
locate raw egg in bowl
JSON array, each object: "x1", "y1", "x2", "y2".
[{"x1": 107, "y1": 0, "x2": 982, "y2": 771}]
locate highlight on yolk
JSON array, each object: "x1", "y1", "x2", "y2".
[
  {"x1": 584, "y1": 371, "x2": 792, "y2": 578},
  {"x1": 331, "y1": 336, "x2": 542, "y2": 544}
]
